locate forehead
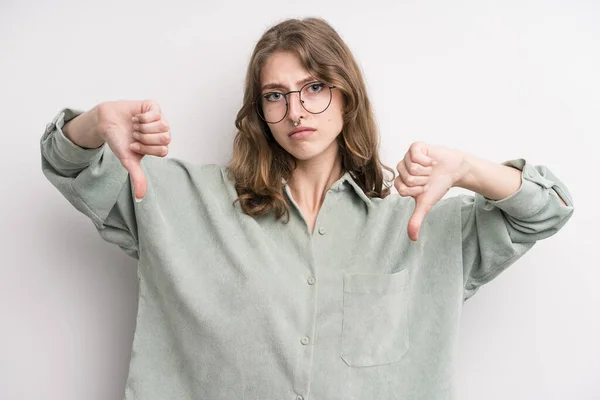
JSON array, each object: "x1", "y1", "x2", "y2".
[{"x1": 260, "y1": 52, "x2": 312, "y2": 87}]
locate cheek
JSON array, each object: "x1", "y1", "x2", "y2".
[
  {"x1": 325, "y1": 106, "x2": 343, "y2": 129},
  {"x1": 323, "y1": 99, "x2": 342, "y2": 123},
  {"x1": 329, "y1": 98, "x2": 344, "y2": 125},
  {"x1": 269, "y1": 124, "x2": 286, "y2": 138}
]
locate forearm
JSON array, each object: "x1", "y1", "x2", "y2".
[
  {"x1": 62, "y1": 106, "x2": 105, "y2": 149},
  {"x1": 456, "y1": 153, "x2": 567, "y2": 206}
]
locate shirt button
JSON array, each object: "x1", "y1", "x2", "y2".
[
  {"x1": 318, "y1": 226, "x2": 326, "y2": 235},
  {"x1": 300, "y1": 336, "x2": 310, "y2": 345},
  {"x1": 307, "y1": 277, "x2": 316, "y2": 285}
]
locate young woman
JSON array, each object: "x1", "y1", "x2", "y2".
[{"x1": 41, "y1": 17, "x2": 573, "y2": 400}]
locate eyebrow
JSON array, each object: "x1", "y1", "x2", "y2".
[{"x1": 261, "y1": 76, "x2": 318, "y2": 91}]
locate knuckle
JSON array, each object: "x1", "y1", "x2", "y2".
[
  {"x1": 410, "y1": 164, "x2": 420, "y2": 174},
  {"x1": 161, "y1": 146, "x2": 169, "y2": 156},
  {"x1": 141, "y1": 134, "x2": 152, "y2": 145},
  {"x1": 135, "y1": 108, "x2": 147, "y2": 121},
  {"x1": 160, "y1": 134, "x2": 170, "y2": 144}
]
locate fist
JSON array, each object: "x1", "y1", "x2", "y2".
[
  {"x1": 395, "y1": 142, "x2": 470, "y2": 241},
  {"x1": 95, "y1": 99, "x2": 171, "y2": 200}
]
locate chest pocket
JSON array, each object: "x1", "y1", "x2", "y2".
[{"x1": 341, "y1": 268, "x2": 410, "y2": 367}]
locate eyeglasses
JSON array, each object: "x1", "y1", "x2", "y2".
[{"x1": 253, "y1": 81, "x2": 337, "y2": 124}]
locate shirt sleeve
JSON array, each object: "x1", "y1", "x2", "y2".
[
  {"x1": 461, "y1": 158, "x2": 574, "y2": 300},
  {"x1": 40, "y1": 107, "x2": 140, "y2": 259}
]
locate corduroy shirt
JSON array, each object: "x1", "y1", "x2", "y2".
[{"x1": 41, "y1": 107, "x2": 574, "y2": 400}]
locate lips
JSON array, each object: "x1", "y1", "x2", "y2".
[{"x1": 288, "y1": 127, "x2": 316, "y2": 137}]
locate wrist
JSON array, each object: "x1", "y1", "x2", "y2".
[
  {"x1": 454, "y1": 153, "x2": 522, "y2": 199},
  {"x1": 63, "y1": 106, "x2": 106, "y2": 149},
  {"x1": 453, "y1": 152, "x2": 477, "y2": 190}
]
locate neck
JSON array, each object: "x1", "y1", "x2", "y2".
[{"x1": 287, "y1": 145, "x2": 343, "y2": 215}]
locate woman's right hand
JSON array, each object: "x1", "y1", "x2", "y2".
[{"x1": 94, "y1": 99, "x2": 171, "y2": 201}]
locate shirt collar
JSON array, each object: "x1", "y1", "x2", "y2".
[{"x1": 283, "y1": 171, "x2": 372, "y2": 206}]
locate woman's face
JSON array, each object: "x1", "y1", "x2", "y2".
[{"x1": 259, "y1": 51, "x2": 344, "y2": 163}]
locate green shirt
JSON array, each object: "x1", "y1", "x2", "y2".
[{"x1": 41, "y1": 108, "x2": 574, "y2": 400}]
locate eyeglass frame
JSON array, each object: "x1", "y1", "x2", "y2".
[{"x1": 252, "y1": 81, "x2": 338, "y2": 124}]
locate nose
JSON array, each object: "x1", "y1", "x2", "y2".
[{"x1": 286, "y1": 91, "x2": 306, "y2": 122}]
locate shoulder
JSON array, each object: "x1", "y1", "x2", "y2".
[
  {"x1": 370, "y1": 191, "x2": 465, "y2": 222},
  {"x1": 140, "y1": 156, "x2": 235, "y2": 196},
  {"x1": 142, "y1": 156, "x2": 224, "y2": 181}
]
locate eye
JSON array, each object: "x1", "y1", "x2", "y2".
[
  {"x1": 263, "y1": 92, "x2": 284, "y2": 102},
  {"x1": 307, "y1": 83, "x2": 326, "y2": 93}
]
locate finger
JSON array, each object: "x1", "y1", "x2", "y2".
[
  {"x1": 134, "y1": 119, "x2": 170, "y2": 134},
  {"x1": 405, "y1": 157, "x2": 434, "y2": 176},
  {"x1": 122, "y1": 159, "x2": 147, "y2": 201},
  {"x1": 395, "y1": 178, "x2": 429, "y2": 196},
  {"x1": 130, "y1": 142, "x2": 169, "y2": 157},
  {"x1": 407, "y1": 199, "x2": 433, "y2": 242},
  {"x1": 132, "y1": 131, "x2": 171, "y2": 146},
  {"x1": 397, "y1": 183, "x2": 428, "y2": 197},
  {"x1": 396, "y1": 160, "x2": 430, "y2": 186},
  {"x1": 407, "y1": 219, "x2": 419, "y2": 242},
  {"x1": 133, "y1": 108, "x2": 161, "y2": 124},
  {"x1": 410, "y1": 144, "x2": 437, "y2": 167},
  {"x1": 403, "y1": 174, "x2": 429, "y2": 187}
]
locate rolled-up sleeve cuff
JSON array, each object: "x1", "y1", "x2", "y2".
[
  {"x1": 482, "y1": 158, "x2": 574, "y2": 219},
  {"x1": 42, "y1": 107, "x2": 105, "y2": 165}
]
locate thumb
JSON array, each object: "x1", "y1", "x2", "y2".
[
  {"x1": 123, "y1": 158, "x2": 147, "y2": 201},
  {"x1": 407, "y1": 197, "x2": 431, "y2": 242}
]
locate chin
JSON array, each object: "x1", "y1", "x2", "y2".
[
  {"x1": 287, "y1": 144, "x2": 337, "y2": 163},
  {"x1": 287, "y1": 149, "x2": 321, "y2": 162}
]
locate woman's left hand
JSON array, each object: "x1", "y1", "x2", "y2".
[{"x1": 395, "y1": 142, "x2": 472, "y2": 242}]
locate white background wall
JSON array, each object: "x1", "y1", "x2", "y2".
[{"x1": 1, "y1": 0, "x2": 598, "y2": 399}]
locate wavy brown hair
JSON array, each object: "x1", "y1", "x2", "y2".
[{"x1": 227, "y1": 17, "x2": 395, "y2": 221}]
